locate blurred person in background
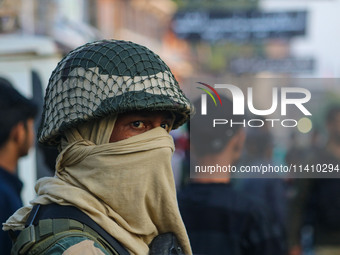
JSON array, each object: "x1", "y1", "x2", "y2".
[
  {"x1": 3, "y1": 40, "x2": 192, "y2": 255},
  {"x1": 171, "y1": 126, "x2": 190, "y2": 190},
  {"x1": 0, "y1": 82, "x2": 38, "y2": 255},
  {"x1": 289, "y1": 105, "x2": 340, "y2": 255},
  {"x1": 236, "y1": 121, "x2": 288, "y2": 247},
  {"x1": 178, "y1": 96, "x2": 286, "y2": 255}
]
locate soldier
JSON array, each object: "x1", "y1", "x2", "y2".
[{"x1": 4, "y1": 40, "x2": 192, "y2": 255}]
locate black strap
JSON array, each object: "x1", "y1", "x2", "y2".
[
  {"x1": 26, "y1": 203, "x2": 129, "y2": 255},
  {"x1": 25, "y1": 204, "x2": 41, "y2": 227}
]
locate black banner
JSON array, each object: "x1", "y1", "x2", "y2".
[{"x1": 172, "y1": 10, "x2": 307, "y2": 42}]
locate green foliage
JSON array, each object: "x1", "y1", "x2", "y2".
[{"x1": 193, "y1": 41, "x2": 259, "y2": 74}]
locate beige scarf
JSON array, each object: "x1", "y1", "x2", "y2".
[{"x1": 4, "y1": 116, "x2": 192, "y2": 255}]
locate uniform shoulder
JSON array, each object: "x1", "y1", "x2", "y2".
[{"x1": 38, "y1": 235, "x2": 110, "y2": 255}]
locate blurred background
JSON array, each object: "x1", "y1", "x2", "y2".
[
  {"x1": 1, "y1": 0, "x2": 340, "y2": 254},
  {"x1": 1, "y1": 0, "x2": 340, "y2": 201}
]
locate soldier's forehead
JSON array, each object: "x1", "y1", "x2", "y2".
[{"x1": 118, "y1": 110, "x2": 174, "y2": 118}]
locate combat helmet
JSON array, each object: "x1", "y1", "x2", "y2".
[{"x1": 38, "y1": 39, "x2": 192, "y2": 145}]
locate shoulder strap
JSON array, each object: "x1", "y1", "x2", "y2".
[
  {"x1": 14, "y1": 203, "x2": 129, "y2": 255},
  {"x1": 13, "y1": 218, "x2": 116, "y2": 255},
  {"x1": 37, "y1": 204, "x2": 129, "y2": 255}
]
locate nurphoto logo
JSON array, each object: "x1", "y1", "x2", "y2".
[{"x1": 196, "y1": 82, "x2": 312, "y2": 129}]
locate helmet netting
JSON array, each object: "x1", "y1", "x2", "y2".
[{"x1": 38, "y1": 40, "x2": 192, "y2": 145}]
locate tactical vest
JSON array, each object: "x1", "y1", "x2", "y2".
[
  {"x1": 11, "y1": 204, "x2": 184, "y2": 255},
  {"x1": 11, "y1": 204, "x2": 129, "y2": 255}
]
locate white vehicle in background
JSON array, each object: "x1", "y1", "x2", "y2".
[{"x1": 0, "y1": 35, "x2": 60, "y2": 205}]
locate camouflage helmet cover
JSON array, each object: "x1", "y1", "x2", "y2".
[{"x1": 38, "y1": 39, "x2": 192, "y2": 145}]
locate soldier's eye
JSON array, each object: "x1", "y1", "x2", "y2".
[
  {"x1": 131, "y1": 121, "x2": 145, "y2": 129},
  {"x1": 160, "y1": 123, "x2": 169, "y2": 130}
]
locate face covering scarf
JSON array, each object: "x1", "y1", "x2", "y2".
[{"x1": 3, "y1": 116, "x2": 192, "y2": 255}]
